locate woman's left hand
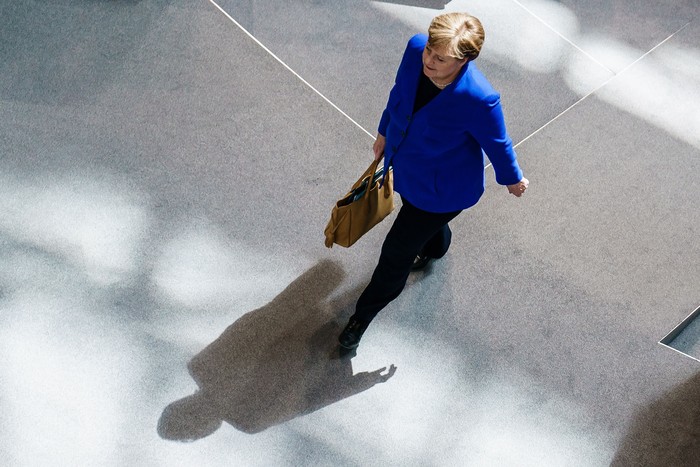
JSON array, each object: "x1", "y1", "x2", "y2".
[
  {"x1": 373, "y1": 134, "x2": 386, "y2": 161},
  {"x1": 507, "y1": 178, "x2": 529, "y2": 197}
]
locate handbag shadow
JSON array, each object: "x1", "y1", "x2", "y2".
[{"x1": 157, "y1": 259, "x2": 395, "y2": 440}]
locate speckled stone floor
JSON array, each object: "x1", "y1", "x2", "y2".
[{"x1": 1, "y1": 1, "x2": 698, "y2": 465}]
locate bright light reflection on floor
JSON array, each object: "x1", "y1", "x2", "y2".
[
  {"x1": 291, "y1": 322, "x2": 612, "y2": 465},
  {"x1": 0, "y1": 166, "x2": 310, "y2": 463},
  {"x1": 0, "y1": 225, "x2": 312, "y2": 466},
  {"x1": 0, "y1": 293, "x2": 146, "y2": 465},
  {"x1": 454, "y1": 374, "x2": 610, "y2": 466},
  {"x1": 0, "y1": 170, "x2": 148, "y2": 286},
  {"x1": 566, "y1": 37, "x2": 700, "y2": 150},
  {"x1": 152, "y1": 226, "x2": 300, "y2": 310},
  {"x1": 372, "y1": 0, "x2": 579, "y2": 74},
  {"x1": 149, "y1": 223, "x2": 309, "y2": 348}
]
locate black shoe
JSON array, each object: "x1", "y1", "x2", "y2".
[
  {"x1": 338, "y1": 318, "x2": 370, "y2": 350},
  {"x1": 411, "y1": 254, "x2": 432, "y2": 271}
]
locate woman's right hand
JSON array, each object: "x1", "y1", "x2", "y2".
[{"x1": 373, "y1": 134, "x2": 386, "y2": 161}]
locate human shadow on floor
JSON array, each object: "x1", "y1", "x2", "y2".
[
  {"x1": 610, "y1": 371, "x2": 700, "y2": 466},
  {"x1": 158, "y1": 259, "x2": 396, "y2": 440}
]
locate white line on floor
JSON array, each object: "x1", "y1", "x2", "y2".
[
  {"x1": 511, "y1": 0, "x2": 615, "y2": 74},
  {"x1": 513, "y1": 20, "x2": 693, "y2": 150},
  {"x1": 208, "y1": 0, "x2": 376, "y2": 140}
]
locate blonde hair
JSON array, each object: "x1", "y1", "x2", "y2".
[{"x1": 428, "y1": 12, "x2": 485, "y2": 61}]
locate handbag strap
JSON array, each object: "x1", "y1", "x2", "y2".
[
  {"x1": 351, "y1": 159, "x2": 381, "y2": 192},
  {"x1": 353, "y1": 159, "x2": 393, "y2": 200}
]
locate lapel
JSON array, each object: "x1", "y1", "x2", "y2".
[{"x1": 404, "y1": 65, "x2": 421, "y2": 114}]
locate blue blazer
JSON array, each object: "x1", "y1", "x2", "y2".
[{"x1": 379, "y1": 34, "x2": 523, "y2": 213}]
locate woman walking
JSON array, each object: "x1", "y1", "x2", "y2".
[{"x1": 339, "y1": 12, "x2": 529, "y2": 351}]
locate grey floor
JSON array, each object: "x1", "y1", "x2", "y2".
[{"x1": 1, "y1": 0, "x2": 699, "y2": 465}]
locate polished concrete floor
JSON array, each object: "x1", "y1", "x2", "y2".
[{"x1": 1, "y1": 0, "x2": 699, "y2": 465}]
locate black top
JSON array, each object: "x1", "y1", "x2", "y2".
[{"x1": 413, "y1": 72, "x2": 442, "y2": 114}]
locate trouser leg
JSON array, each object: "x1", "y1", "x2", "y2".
[
  {"x1": 353, "y1": 198, "x2": 461, "y2": 323},
  {"x1": 421, "y1": 223, "x2": 453, "y2": 259}
]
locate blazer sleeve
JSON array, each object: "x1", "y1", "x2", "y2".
[
  {"x1": 378, "y1": 99, "x2": 392, "y2": 136},
  {"x1": 378, "y1": 35, "x2": 423, "y2": 136},
  {"x1": 469, "y1": 93, "x2": 523, "y2": 186}
]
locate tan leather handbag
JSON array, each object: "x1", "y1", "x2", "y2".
[{"x1": 324, "y1": 159, "x2": 394, "y2": 248}]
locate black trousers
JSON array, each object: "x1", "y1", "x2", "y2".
[{"x1": 353, "y1": 198, "x2": 462, "y2": 323}]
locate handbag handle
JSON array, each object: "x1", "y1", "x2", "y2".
[
  {"x1": 351, "y1": 159, "x2": 391, "y2": 200},
  {"x1": 351, "y1": 159, "x2": 381, "y2": 192}
]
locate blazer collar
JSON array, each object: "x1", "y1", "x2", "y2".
[{"x1": 407, "y1": 60, "x2": 471, "y2": 113}]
